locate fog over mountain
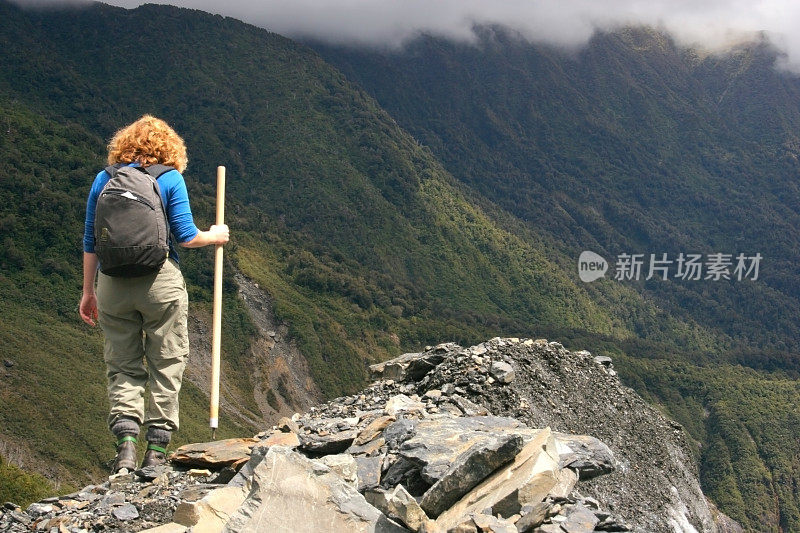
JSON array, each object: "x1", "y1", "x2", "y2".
[{"x1": 12, "y1": 0, "x2": 800, "y2": 71}]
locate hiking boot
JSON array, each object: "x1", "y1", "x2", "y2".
[
  {"x1": 112, "y1": 436, "x2": 138, "y2": 474},
  {"x1": 140, "y1": 443, "x2": 168, "y2": 469}
]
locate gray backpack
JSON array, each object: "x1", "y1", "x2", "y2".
[{"x1": 94, "y1": 164, "x2": 173, "y2": 277}]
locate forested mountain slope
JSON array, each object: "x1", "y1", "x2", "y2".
[
  {"x1": 312, "y1": 27, "x2": 800, "y2": 530},
  {"x1": 314, "y1": 27, "x2": 800, "y2": 357}
]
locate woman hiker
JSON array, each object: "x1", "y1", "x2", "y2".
[{"x1": 78, "y1": 115, "x2": 229, "y2": 473}]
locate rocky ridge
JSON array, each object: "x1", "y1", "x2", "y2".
[{"x1": 0, "y1": 338, "x2": 741, "y2": 533}]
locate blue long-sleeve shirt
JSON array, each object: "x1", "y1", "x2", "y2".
[{"x1": 83, "y1": 164, "x2": 200, "y2": 262}]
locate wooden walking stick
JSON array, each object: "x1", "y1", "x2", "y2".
[{"x1": 210, "y1": 166, "x2": 225, "y2": 440}]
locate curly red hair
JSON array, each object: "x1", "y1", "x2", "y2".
[{"x1": 107, "y1": 115, "x2": 188, "y2": 173}]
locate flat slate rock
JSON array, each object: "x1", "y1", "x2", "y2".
[
  {"x1": 261, "y1": 430, "x2": 301, "y2": 448},
  {"x1": 299, "y1": 428, "x2": 358, "y2": 455},
  {"x1": 553, "y1": 433, "x2": 615, "y2": 480},
  {"x1": 222, "y1": 445, "x2": 408, "y2": 533},
  {"x1": 369, "y1": 350, "x2": 447, "y2": 382},
  {"x1": 171, "y1": 438, "x2": 259, "y2": 468},
  {"x1": 353, "y1": 415, "x2": 395, "y2": 446},
  {"x1": 561, "y1": 504, "x2": 600, "y2": 533},
  {"x1": 433, "y1": 428, "x2": 559, "y2": 531},
  {"x1": 112, "y1": 503, "x2": 139, "y2": 521},
  {"x1": 355, "y1": 456, "x2": 383, "y2": 492},
  {"x1": 419, "y1": 433, "x2": 524, "y2": 517},
  {"x1": 366, "y1": 486, "x2": 431, "y2": 531},
  {"x1": 397, "y1": 415, "x2": 530, "y2": 486},
  {"x1": 383, "y1": 419, "x2": 418, "y2": 449},
  {"x1": 136, "y1": 464, "x2": 174, "y2": 481}
]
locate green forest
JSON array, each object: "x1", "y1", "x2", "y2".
[{"x1": 0, "y1": 2, "x2": 798, "y2": 530}]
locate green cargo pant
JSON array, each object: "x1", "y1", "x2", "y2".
[{"x1": 96, "y1": 259, "x2": 189, "y2": 432}]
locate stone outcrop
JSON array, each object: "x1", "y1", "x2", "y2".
[
  {"x1": 377, "y1": 338, "x2": 723, "y2": 532},
  {"x1": 222, "y1": 445, "x2": 408, "y2": 532},
  {"x1": 1, "y1": 338, "x2": 740, "y2": 533},
  {"x1": 169, "y1": 438, "x2": 259, "y2": 469}
]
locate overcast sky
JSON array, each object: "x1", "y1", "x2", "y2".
[{"x1": 16, "y1": 0, "x2": 800, "y2": 70}]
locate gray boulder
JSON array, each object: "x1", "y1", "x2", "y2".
[
  {"x1": 365, "y1": 485, "x2": 432, "y2": 531},
  {"x1": 560, "y1": 503, "x2": 600, "y2": 533},
  {"x1": 489, "y1": 361, "x2": 515, "y2": 384},
  {"x1": 299, "y1": 428, "x2": 358, "y2": 455},
  {"x1": 553, "y1": 434, "x2": 616, "y2": 480},
  {"x1": 369, "y1": 349, "x2": 449, "y2": 382},
  {"x1": 395, "y1": 415, "x2": 530, "y2": 487},
  {"x1": 419, "y1": 434, "x2": 523, "y2": 517},
  {"x1": 223, "y1": 446, "x2": 408, "y2": 533}
]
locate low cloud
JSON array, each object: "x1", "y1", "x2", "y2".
[{"x1": 15, "y1": 0, "x2": 800, "y2": 70}]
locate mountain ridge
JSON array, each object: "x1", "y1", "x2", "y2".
[{"x1": 0, "y1": 338, "x2": 744, "y2": 533}]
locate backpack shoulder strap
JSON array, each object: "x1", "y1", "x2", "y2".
[
  {"x1": 141, "y1": 165, "x2": 174, "y2": 235},
  {"x1": 104, "y1": 163, "x2": 123, "y2": 178},
  {"x1": 143, "y1": 165, "x2": 176, "y2": 179},
  {"x1": 103, "y1": 164, "x2": 174, "y2": 179}
]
